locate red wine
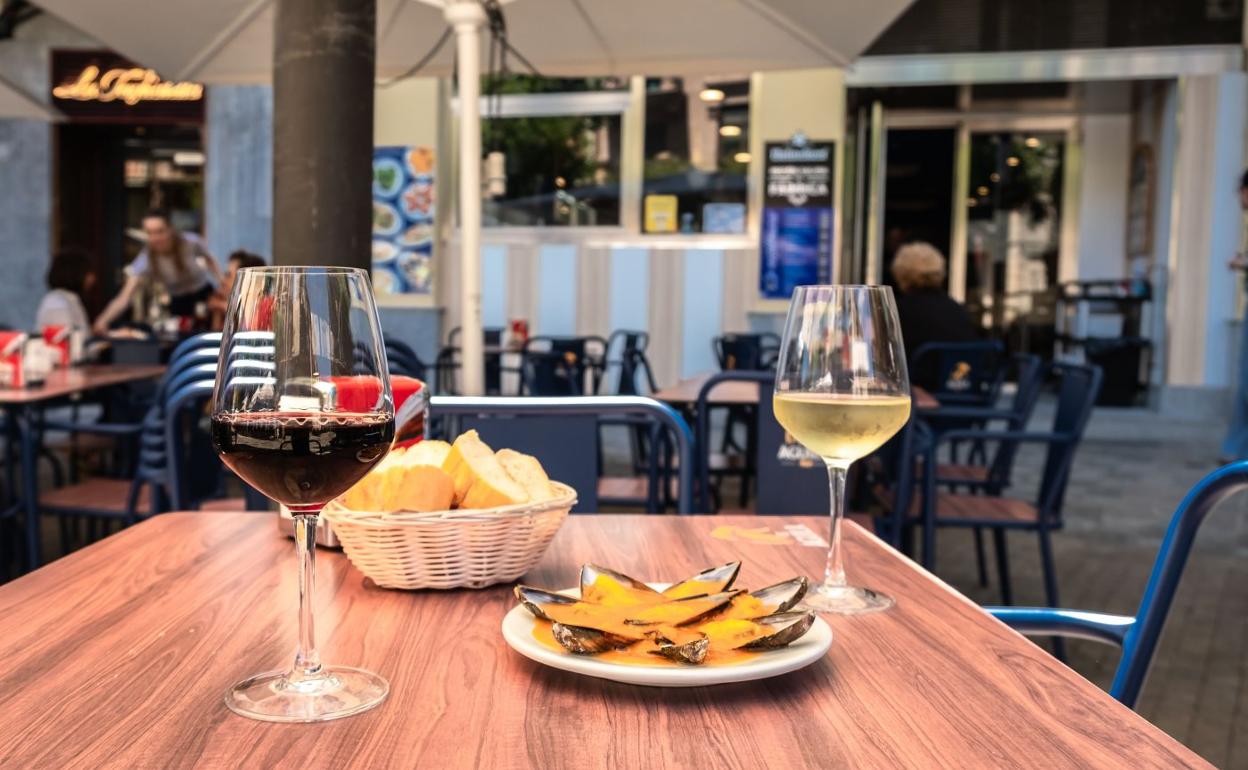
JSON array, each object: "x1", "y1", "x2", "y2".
[{"x1": 212, "y1": 412, "x2": 395, "y2": 511}]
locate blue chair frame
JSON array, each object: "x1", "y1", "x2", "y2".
[
  {"x1": 990, "y1": 462, "x2": 1248, "y2": 709},
  {"x1": 431, "y1": 395, "x2": 695, "y2": 514},
  {"x1": 911, "y1": 340, "x2": 1006, "y2": 407}
]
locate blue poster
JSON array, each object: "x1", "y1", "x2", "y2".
[
  {"x1": 372, "y1": 146, "x2": 435, "y2": 298},
  {"x1": 759, "y1": 138, "x2": 835, "y2": 299},
  {"x1": 760, "y1": 208, "x2": 832, "y2": 298}
]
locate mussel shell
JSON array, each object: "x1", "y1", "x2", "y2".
[
  {"x1": 645, "y1": 631, "x2": 710, "y2": 665},
  {"x1": 661, "y1": 561, "x2": 742, "y2": 598},
  {"x1": 748, "y1": 576, "x2": 809, "y2": 614},
  {"x1": 737, "y1": 611, "x2": 816, "y2": 651},
  {"x1": 514, "y1": 585, "x2": 581, "y2": 621},
  {"x1": 551, "y1": 623, "x2": 638, "y2": 655},
  {"x1": 624, "y1": 590, "x2": 742, "y2": 627},
  {"x1": 579, "y1": 564, "x2": 660, "y2": 598}
]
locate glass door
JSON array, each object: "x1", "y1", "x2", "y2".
[{"x1": 962, "y1": 129, "x2": 1068, "y2": 355}]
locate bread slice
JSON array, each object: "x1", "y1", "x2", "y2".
[
  {"x1": 339, "y1": 447, "x2": 407, "y2": 512},
  {"x1": 386, "y1": 439, "x2": 454, "y2": 512},
  {"x1": 402, "y1": 439, "x2": 451, "y2": 468},
  {"x1": 442, "y1": 430, "x2": 529, "y2": 509},
  {"x1": 496, "y1": 449, "x2": 555, "y2": 502}
]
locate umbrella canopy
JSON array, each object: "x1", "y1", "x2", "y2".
[
  {"x1": 0, "y1": 71, "x2": 61, "y2": 120},
  {"x1": 30, "y1": 0, "x2": 911, "y2": 392},
  {"x1": 30, "y1": 0, "x2": 910, "y2": 83}
]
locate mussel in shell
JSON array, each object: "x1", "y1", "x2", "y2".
[
  {"x1": 552, "y1": 623, "x2": 639, "y2": 654},
  {"x1": 623, "y1": 590, "x2": 741, "y2": 627},
  {"x1": 738, "y1": 612, "x2": 816, "y2": 651},
  {"x1": 514, "y1": 585, "x2": 579, "y2": 621},
  {"x1": 661, "y1": 561, "x2": 742, "y2": 599},
  {"x1": 748, "y1": 576, "x2": 809, "y2": 614},
  {"x1": 579, "y1": 564, "x2": 660, "y2": 604},
  {"x1": 646, "y1": 631, "x2": 710, "y2": 665}
]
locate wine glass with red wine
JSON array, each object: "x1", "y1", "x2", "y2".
[{"x1": 211, "y1": 266, "x2": 395, "y2": 722}]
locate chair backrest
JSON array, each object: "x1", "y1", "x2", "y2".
[
  {"x1": 446, "y1": 326, "x2": 505, "y2": 347},
  {"x1": 911, "y1": 340, "x2": 1005, "y2": 405},
  {"x1": 603, "y1": 330, "x2": 653, "y2": 395},
  {"x1": 1036, "y1": 362, "x2": 1103, "y2": 519},
  {"x1": 169, "y1": 332, "x2": 223, "y2": 364},
  {"x1": 431, "y1": 395, "x2": 694, "y2": 514},
  {"x1": 163, "y1": 379, "x2": 218, "y2": 510},
  {"x1": 983, "y1": 354, "x2": 1045, "y2": 487},
  {"x1": 521, "y1": 336, "x2": 606, "y2": 396},
  {"x1": 712, "y1": 333, "x2": 778, "y2": 372},
  {"x1": 1110, "y1": 462, "x2": 1248, "y2": 707},
  {"x1": 383, "y1": 338, "x2": 427, "y2": 380}
]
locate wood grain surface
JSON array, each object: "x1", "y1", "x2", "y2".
[
  {"x1": 0, "y1": 364, "x2": 165, "y2": 404},
  {"x1": 653, "y1": 373, "x2": 939, "y2": 410},
  {"x1": 0, "y1": 513, "x2": 1206, "y2": 769}
]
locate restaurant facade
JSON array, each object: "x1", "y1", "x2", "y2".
[{"x1": 1, "y1": 1, "x2": 1244, "y2": 417}]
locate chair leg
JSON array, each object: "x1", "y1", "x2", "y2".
[
  {"x1": 973, "y1": 527, "x2": 989, "y2": 587},
  {"x1": 1038, "y1": 527, "x2": 1066, "y2": 661},
  {"x1": 58, "y1": 515, "x2": 73, "y2": 555},
  {"x1": 992, "y1": 529, "x2": 1012, "y2": 605}
]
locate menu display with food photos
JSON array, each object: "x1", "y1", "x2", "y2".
[{"x1": 372, "y1": 146, "x2": 435, "y2": 299}]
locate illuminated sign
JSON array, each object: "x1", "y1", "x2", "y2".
[{"x1": 53, "y1": 65, "x2": 203, "y2": 106}]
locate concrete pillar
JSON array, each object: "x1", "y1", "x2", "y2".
[
  {"x1": 272, "y1": 0, "x2": 376, "y2": 268},
  {"x1": 205, "y1": 85, "x2": 273, "y2": 261},
  {"x1": 1160, "y1": 73, "x2": 1247, "y2": 416}
]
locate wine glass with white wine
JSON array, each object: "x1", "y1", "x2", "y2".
[{"x1": 773, "y1": 285, "x2": 911, "y2": 614}]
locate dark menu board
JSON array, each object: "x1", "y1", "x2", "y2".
[
  {"x1": 51, "y1": 50, "x2": 204, "y2": 124},
  {"x1": 759, "y1": 137, "x2": 835, "y2": 299}
]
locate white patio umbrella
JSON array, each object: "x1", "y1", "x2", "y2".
[
  {"x1": 31, "y1": 0, "x2": 912, "y2": 392},
  {"x1": 0, "y1": 71, "x2": 61, "y2": 120}
]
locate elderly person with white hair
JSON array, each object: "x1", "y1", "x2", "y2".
[{"x1": 889, "y1": 241, "x2": 981, "y2": 391}]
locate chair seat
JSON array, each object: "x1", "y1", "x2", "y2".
[
  {"x1": 935, "y1": 494, "x2": 1038, "y2": 524},
  {"x1": 40, "y1": 477, "x2": 147, "y2": 514},
  {"x1": 936, "y1": 463, "x2": 990, "y2": 483},
  {"x1": 597, "y1": 477, "x2": 677, "y2": 503}
]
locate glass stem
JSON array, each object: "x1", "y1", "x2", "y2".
[
  {"x1": 291, "y1": 513, "x2": 322, "y2": 681},
  {"x1": 823, "y1": 460, "x2": 850, "y2": 589}
]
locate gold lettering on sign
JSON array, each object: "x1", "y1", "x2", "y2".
[{"x1": 52, "y1": 66, "x2": 204, "y2": 105}]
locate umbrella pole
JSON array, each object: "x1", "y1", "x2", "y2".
[
  {"x1": 446, "y1": 2, "x2": 487, "y2": 395},
  {"x1": 272, "y1": 0, "x2": 376, "y2": 269}
]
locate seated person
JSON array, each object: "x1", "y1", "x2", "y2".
[
  {"x1": 209, "y1": 250, "x2": 266, "y2": 329},
  {"x1": 890, "y1": 242, "x2": 981, "y2": 391},
  {"x1": 36, "y1": 250, "x2": 95, "y2": 333}
]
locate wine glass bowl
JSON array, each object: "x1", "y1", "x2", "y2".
[
  {"x1": 211, "y1": 266, "x2": 395, "y2": 722},
  {"x1": 773, "y1": 285, "x2": 911, "y2": 614}
]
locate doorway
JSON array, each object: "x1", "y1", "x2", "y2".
[{"x1": 880, "y1": 128, "x2": 956, "y2": 289}]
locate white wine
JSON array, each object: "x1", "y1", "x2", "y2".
[{"x1": 773, "y1": 393, "x2": 911, "y2": 462}]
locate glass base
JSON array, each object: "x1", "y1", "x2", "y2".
[
  {"x1": 225, "y1": 666, "x2": 389, "y2": 723},
  {"x1": 803, "y1": 583, "x2": 895, "y2": 615}
]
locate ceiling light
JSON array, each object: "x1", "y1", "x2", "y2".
[
  {"x1": 1024, "y1": 136, "x2": 1040, "y2": 148},
  {"x1": 977, "y1": 186, "x2": 989, "y2": 196},
  {"x1": 699, "y1": 88, "x2": 725, "y2": 103},
  {"x1": 733, "y1": 152, "x2": 751, "y2": 163},
  {"x1": 1006, "y1": 156, "x2": 1020, "y2": 167},
  {"x1": 719, "y1": 125, "x2": 742, "y2": 138}
]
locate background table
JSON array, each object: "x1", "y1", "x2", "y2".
[
  {"x1": 0, "y1": 364, "x2": 165, "y2": 568},
  {"x1": 654, "y1": 373, "x2": 939, "y2": 410},
  {"x1": 0, "y1": 512, "x2": 1206, "y2": 768}
]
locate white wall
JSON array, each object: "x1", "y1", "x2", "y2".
[{"x1": 1076, "y1": 114, "x2": 1131, "y2": 281}]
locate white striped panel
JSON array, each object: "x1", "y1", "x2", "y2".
[
  {"x1": 609, "y1": 247, "x2": 650, "y2": 332},
  {"x1": 536, "y1": 244, "x2": 578, "y2": 335},
  {"x1": 680, "y1": 249, "x2": 724, "y2": 378},
  {"x1": 481, "y1": 244, "x2": 508, "y2": 328}
]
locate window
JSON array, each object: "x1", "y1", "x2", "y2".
[
  {"x1": 480, "y1": 76, "x2": 625, "y2": 227},
  {"x1": 642, "y1": 78, "x2": 750, "y2": 234}
]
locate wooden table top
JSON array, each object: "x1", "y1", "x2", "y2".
[
  {"x1": 0, "y1": 513, "x2": 1205, "y2": 768},
  {"x1": 654, "y1": 373, "x2": 939, "y2": 410},
  {"x1": 0, "y1": 364, "x2": 165, "y2": 405}
]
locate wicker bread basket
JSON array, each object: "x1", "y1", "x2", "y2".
[{"x1": 322, "y1": 482, "x2": 577, "y2": 590}]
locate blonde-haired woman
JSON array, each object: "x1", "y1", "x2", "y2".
[{"x1": 889, "y1": 241, "x2": 980, "y2": 390}]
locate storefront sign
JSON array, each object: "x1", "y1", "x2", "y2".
[
  {"x1": 372, "y1": 146, "x2": 436, "y2": 300},
  {"x1": 759, "y1": 135, "x2": 835, "y2": 300},
  {"x1": 51, "y1": 50, "x2": 204, "y2": 123},
  {"x1": 53, "y1": 65, "x2": 202, "y2": 106},
  {"x1": 644, "y1": 194, "x2": 679, "y2": 233}
]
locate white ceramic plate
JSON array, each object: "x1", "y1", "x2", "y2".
[{"x1": 501, "y1": 584, "x2": 833, "y2": 687}]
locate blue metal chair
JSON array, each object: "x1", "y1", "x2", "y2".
[
  {"x1": 911, "y1": 340, "x2": 1006, "y2": 406},
  {"x1": 520, "y1": 336, "x2": 607, "y2": 396},
  {"x1": 712, "y1": 333, "x2": 780, "y2": 372},
  {"x1": 430, "y1": 395, "x2": 694, "y2": 514},
  {"x1": 918, "y1": 363, "x2": 1103, "y2": 614},
  {"x1": 168, "y1": 331, "x2": 223, "y2": 364},
  {"x1": 990, "y1": 461, "x2": 1248, "y2": 709},
  {"x1": 384, "y1": 338, "x2": 428, "y2": 380}
]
